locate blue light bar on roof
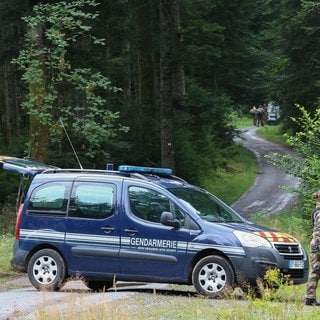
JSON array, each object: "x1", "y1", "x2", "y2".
[{"x1": 118, "y1": 165, "x2": 172, "y2": 175}]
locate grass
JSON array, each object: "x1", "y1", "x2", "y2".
[
  {"x1": 0, "y1": 199, "x2": 18, "y2": 280},
  {"x1": 257, "y1": 124, "x2": 288, "y2": 144},
  {"x1": 231, "y1": 113, "x2": 253, "y2": 128},
  {"x1": 2, "y1": 274, "x2": 314, "y2": 320},
  {"x1": 200, "y1": 114, "x2": 258, "y2": 204},
  {"x1": 33, "y1": 295, "x2": 130, "y2": 320},
  {"x1": 0, "y1": 234, "x2": 15, "y2": 277},
  {"x1": 124, "y1": 292, "x2": 319, "y2": 320},
  {"x1": 232, "y1": 114, "x2": 288, "y2": 145},
  {"x1": 25, "y1": 283, "x2": 318, "y2": 320},
  {"x1": 202, "y1": 145, "x2": 258, "y2": 204}
]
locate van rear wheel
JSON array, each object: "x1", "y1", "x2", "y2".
[
  {"x1": 27, "y1": 248, "x2": 66, "y2": 291},
  {"x1": 192, "y1": 255, "x2": 234, "y2": 298}
]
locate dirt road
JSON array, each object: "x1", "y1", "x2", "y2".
[{"x1": 231, "y1": 126, "x2": 300, "y2": 218}]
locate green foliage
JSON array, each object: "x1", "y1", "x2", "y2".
[
  {"x1": 0, "y1": 235, "x2": 15, "y2": 274},
  {"x1": 0, "y1": 198, "x2": 17, "y2": 235},
  {"x1": 262, "y1": 0, "x2": 320, "y2": 129},
  {"x1": 230, "y1": 114, "x2": 252, "y2": 129},
  {"x1": 201, "y1": 145, "x2": 258, "y2": 204},
  {"x1": 252, "y1": 268, "x2": 294, "y2": 302},
  {"x1": 174, "y1": 85, "x2": 261, "y2": 193},
  {"x1": 256, "y1": 124, "x2": 288, "y2": 144},
  {"x1": 173, "y1": 79, "x2": 237, "y2": 183},
  {"x1": 12, "y1": 0, "x2": 128, "y2": 163},
  {"x1": 2, "y1": 0, "x2": 320, "y2": 169},
  {"x1": 183, "y1": 0, "x2": 265, "y2": 107},
  {"x1": 267, "y1": 105, "x2": 320, "y2": 213},
  {"x1": 0, "y1": 173, "x2": 20, "y2": 204},
  {"x1": 263, "y1": 268, "x2": 291, "y2": 290},
  {"x1": 0, "y1": 136, "x2": 30, "y2": 205}
]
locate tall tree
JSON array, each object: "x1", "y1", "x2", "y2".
[
  {"x1": 159, "y1": 0, "x2": 184, "y2": 170},
  {"x1": 13, "y1": 0, "x2": 128, "y2": 164},
  {"x1": 0, "y1": 0, "x2": 29, "y2": 146},
  {"x1": 3, "y1": 0, "x2": 309, "y2": 181},
  {"x1": 133, "y1": 0, "x2": 155, "y2": 104},
  {"x1": 263, "y1": 0, "x2": 320, "y2": 131}
]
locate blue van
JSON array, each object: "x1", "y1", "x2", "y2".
[{"x1": 2, "y1": 159, "x2": 308, "y2": 297}]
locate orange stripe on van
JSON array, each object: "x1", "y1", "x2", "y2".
[{"x1": 254, "y1": 231, "x2": 297, "y2": 243}]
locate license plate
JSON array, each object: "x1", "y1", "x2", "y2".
[{"x1": 288, "y1": 260, "x2": 304, "y2": 269}]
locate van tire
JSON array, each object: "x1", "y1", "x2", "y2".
[
  {"x1": 27, "y1": 248, "x2": 66, "y2": 291},
  {"x1": 192, "y1": 255, "x2": 234, "y2": 298}
]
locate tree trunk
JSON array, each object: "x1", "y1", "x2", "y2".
[
  {"x1": 159, "y1": 0, "x2": 184, "y2": 171},
  {"x1": 134, "y1": 0, "x2": 154, "y2": 104},
  {"x1": 28, "y1": 24, "x2": 49, "y2": 162},
  {"x1": 171, "y1": 0, "x2": 185, "y2": 105},
  {"x1": 0, "y1": 61, "x2": 12, "y2": 146}
]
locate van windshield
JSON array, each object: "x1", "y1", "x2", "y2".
[{"x1": 169, "y1": 187, "x2": 244, "y2": 223}]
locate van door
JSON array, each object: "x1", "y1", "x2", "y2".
[
  {"x1": 21, "y1": 181, "x2": 70, "y2": 255},
  {"x1": 65, "y1": 180, "x2": 121, "y2": 277},
  {"x1": 119, "y1": 181, "x2": 195, "y2": 281}
]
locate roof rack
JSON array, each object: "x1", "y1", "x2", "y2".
[
  {"x1": 40, "y1": 166, "x2": 188, "y2": 184},
  {"x1": 42, "y1": 168, "x2": 121, "y2": 175}
]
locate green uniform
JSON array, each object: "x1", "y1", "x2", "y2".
[{"x1": 305, "y1": 207, "x2": 320, "y2": 300}]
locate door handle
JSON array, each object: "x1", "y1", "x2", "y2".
[
  {"x1": 101, "y1": 226, "x2": 115, "y2": 233},
  {"x1": 124, "y1": 228, "x2": 139, "y2": 235}
]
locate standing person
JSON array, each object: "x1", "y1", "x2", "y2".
[
  {"x1": 262, "y1": 104, "x2": 268, "y2": 125},
  {"x1": 256, "y1": 105, "x2": 264, "y2": 127},
  {"x1": 250, "y1": 106, "x2": 257, "y2": 126},
  {"x1": 304, "y1": 190, "x2": 320, "y2": 306}
]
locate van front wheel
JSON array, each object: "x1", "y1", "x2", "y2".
[
  {"x1": 27, "y1": 248, "x2": 66, "y2": 291},
  {"x1": 192, "y1": 255, "x2": 234, "y2": 298}
]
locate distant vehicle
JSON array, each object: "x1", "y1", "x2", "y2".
[
  {"x1": 1, "y1": 158, "x2": 308, "y2": 298},
  {"x1": 267, "y1": 101, "x2": 281, "y2": 124}
]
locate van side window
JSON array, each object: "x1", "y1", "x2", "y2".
[
  {"x1": 69, "y1": 182, "x2": 115, "y2": 219},
  {"x1": 28, "y1": 183, "x2": 69, "y2": 213},
  {"x1": 128, "y1": 186, "x2": 185, "y2": 225}
]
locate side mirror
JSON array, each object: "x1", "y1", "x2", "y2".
[{"x1": 160, "y1": 211, "x2": 180, "y2": 228}]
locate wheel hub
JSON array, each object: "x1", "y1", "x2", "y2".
[
  {"x1": 42, "y1": 265, "x2": 50, "y2": 274},
  {"x1": 208, "y1": 273, "x2": 216, "y2": 281}
]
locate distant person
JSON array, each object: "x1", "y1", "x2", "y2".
[
  {"x1": 304, "y1": 190, "x2": 320, "y2": 306},
  {"x1": 263, "y1": 104, "x2": 268, "y2": 125},
  {"x1": 250, "y1": 106, "x2": 257, "y2": 126},
  {"x1": 256, "y1": 106, "x2": 265, "y2": 127}
]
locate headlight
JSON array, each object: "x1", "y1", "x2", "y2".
[{"x1": 234, "y1": 230, "x2": 272, "y2": 248}]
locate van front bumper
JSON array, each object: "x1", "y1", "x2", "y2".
[{"x1": 230, "y1": 246, "x2": 309, "y2": 286}]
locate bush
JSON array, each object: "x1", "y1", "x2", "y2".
[
  {"x1": 267, "y1": 104, "x2": 320, "y2": 215},
  {"x1": 0, "y1": 196, "x2": 18, "y2": 235}
]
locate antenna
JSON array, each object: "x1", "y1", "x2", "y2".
[
  {"x1": 59, "y1": 118, "x2": 83, "y2": 169},
  {"x1": 146, "y1": 158, "x2": 160, "y2": 167}
]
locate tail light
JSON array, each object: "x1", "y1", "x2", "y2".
[{"x1": 15, "y1": 204, "x2": 24, "y2": 240}]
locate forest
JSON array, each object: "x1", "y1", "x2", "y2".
[{"x1": 0, "y1": 0, "x2": 320, "y2": 195}]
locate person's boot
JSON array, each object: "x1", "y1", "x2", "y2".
[{"x1": 304, "y1": 298, "x2": 320, "y2": 306}]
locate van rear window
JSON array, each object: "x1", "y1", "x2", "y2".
[{"x1": 28, "y1": 183, "x2": 69, "y2": 212}]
